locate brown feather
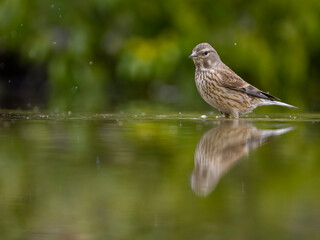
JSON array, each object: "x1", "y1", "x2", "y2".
[{"x1": 217, "y1": 64, "x2": 280, "y2": 101}]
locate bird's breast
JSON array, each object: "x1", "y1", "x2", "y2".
[{"x1": 195, "y1": 70, "x2": 222, "y2": 107}]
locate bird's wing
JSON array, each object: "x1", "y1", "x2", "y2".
[{"x1": 217, "y1": 65, "x2": 280, "y2": 101}]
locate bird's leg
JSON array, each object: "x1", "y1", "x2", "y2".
[{"x1": 232, "y1": 111, "x2": 239, "y2": 119}]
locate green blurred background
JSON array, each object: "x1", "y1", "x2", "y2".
[{"x1": 0, "y1": 0, "x2": 319, "y2": 112}]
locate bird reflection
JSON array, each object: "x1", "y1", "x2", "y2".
[{"x1": 191, "y1": 120, "x2": 294, "y2": 196}]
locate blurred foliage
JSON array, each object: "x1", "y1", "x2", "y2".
[{"x1": 0, "y1": 0, "x2": 320, "y2": 112}]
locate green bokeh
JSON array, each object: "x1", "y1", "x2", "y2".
[{"x1": 0, "y1": 0, "x2": 319, "y2": 112}]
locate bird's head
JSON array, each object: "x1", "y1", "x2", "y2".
[{"x1": 189, "y1": 43, "x2": 221, "y2": 69}]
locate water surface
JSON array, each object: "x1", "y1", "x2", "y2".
[{"x1": 0, "y1": 112, "x2": 319, "y2": 239}]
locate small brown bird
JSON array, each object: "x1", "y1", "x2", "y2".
[{"x1": 189, "y1": 43, "x2": 297, "y2": 118}]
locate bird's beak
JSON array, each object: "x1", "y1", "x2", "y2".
[{"x1": 189, "y1": 52, "x2": 198, "y2": 58}]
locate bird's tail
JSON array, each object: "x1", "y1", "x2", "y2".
[{"x1": 260, "y1": 99, "x2": 298, "y2": 109}]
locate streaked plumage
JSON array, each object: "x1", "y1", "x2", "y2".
[{"x1": 189, "y1": 43, "x2": 297, "y2": 118}]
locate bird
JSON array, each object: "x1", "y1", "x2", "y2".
[
  {"x1": 189, "y1": 43, "x2": 297, "y2": 118},
  {"x1": 191, "y1": 120, "x2": 294, "y2": 196}
]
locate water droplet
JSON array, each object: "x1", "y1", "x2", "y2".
[
  {"x1": 71, "y1": 86, "x2": 78, "y2": 93},
  {"x1": 234, "y1": 42, "x2": 237, "y2": 46},
  {"x1": 89, "y1": 61, "x2": 93, "y2": 65},
  {"x1": 51, "y1": 4, "x2": 55, "y2": 8}
]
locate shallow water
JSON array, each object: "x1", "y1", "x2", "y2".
[{"x1": 0, "y1": 112, "x2": 320, "y2": 239}]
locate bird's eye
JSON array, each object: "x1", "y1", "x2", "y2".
[{"x1": 204, "y1": 51, "x2": 209, "y2": 56}]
